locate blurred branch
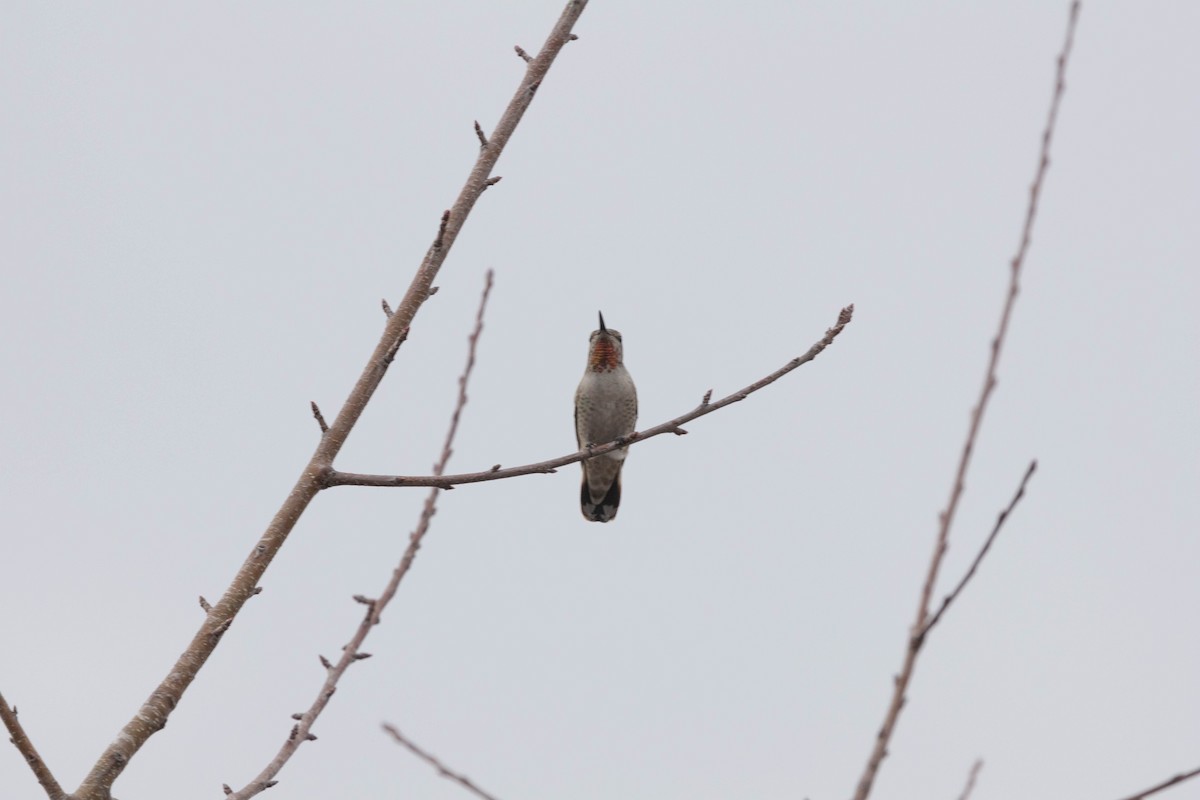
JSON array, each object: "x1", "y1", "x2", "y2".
[
  {"x1": 227, "y1": 272, "x2": 493, "y2": 799},
  {"x1": 850, "y1": 4, "x2": 1080, "y2": 800},
  {"x1": 0, "y1": 692, "x2": 65, "y2": 800},
  {"x1": 325, "y1": 304, "x2": 855, "y2": 489},
  {"x1": 70, "y1": 2, "x2": 590, "y2": 798},
  {"x1": 955, "y1": 759, "x2": 983, "y2": 800},
  {"x1": 383, "y1": 724, "x2": 501, "y2": 800},
  {"x1": 1112, "y1": 765, "x2": 1200, "y2": 800}
]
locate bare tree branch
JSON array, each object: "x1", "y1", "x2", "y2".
[
  {"x1": 0, "y1": 692, "x2": 65, "y2": 800},
  {"x1": 1111, "y1": 765, "x2": 1200, "y2": 800},
  {"x1": 850, "y1": 5, "x2": 1080, "y2": 800},
  {"x1": 310, "y1": 401, "x2": 329, "y2": 434},
  {"x1": 922, "y1": 460, "x2": 1037, "y2": 637},
  {"x1": 69, "y1": 3, "x2": 590, "y2": 798},
  {"x1": 324, "y1": 303, "x2": 854, "y2": 490},
  {"x1": 955, "y1": 759, "x2": 983, "y2": 800},
  {"x1": 383, "y1": 724, "x2": 501, "y2": 800},
  {"x1": 227, "y1": 272, "x2": 494, "y2": 798}
]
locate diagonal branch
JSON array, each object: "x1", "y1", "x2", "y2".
[
  {"x1": 383, "y1": 724, "x2": 501, "y2": 800},
  {"x1": 0, "y1": 691, "x2": 65, "y2": 800},
  {"x1": 71, "y1": 4, "x2": 590, "y2": 798},
  {"x1": 955, "y1": 759, "x2": 984, "y2": 800},
  {"x1": 1111, "y1": 765, "x2": 1200, "y2": 800},
  {"x1": 324, "y1": 303, "x2": 854, "y2": 490},
  {"x1": 226, "y1": 272, "x2": 493, "y2": 799},
  {"x1": 850, "y1": 4, "x2": 1079, "y2": 800},
  {"x1": 922, "y1": 460, "x2": 1037, "y2": 637}
]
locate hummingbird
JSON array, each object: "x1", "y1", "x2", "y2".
[{"x1": 574, "y1": 311, "x2": 638, "y2": 522}]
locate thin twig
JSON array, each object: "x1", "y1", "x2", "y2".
[
  {"x1": 923, "y1": 461, "x2": 1036, "y2": 637},
  {"x1": 383, "y1": 724, "x2": 502, "y2": 800},
  {"x1": 955, "y1": 759, "x2": 984, "y2": 800},
  {"x1": 514, "y1": 45, "x2": 532, "y2": 63},
  {"x1": 474, "y1": 120, "x2": 489, "y2": 148},
  {"x1": 850, "y1": 5, "x2": 1079, "y2": 800},
  {"x1": 325, "y1": 304, "x2": 853, "y2": 489},
  {"x1": 1111, "y1": 765, "x2": 1200, "y2": 800},
  {"x1": 226, "y1": 271, "x2": 495, "y2": 800},
  {"x1": 310, "y1": 401, "x2": 329, "y2": 434},
  {"x1": 0, "y1": 691, "x2": 66, "y2": 800},
  {"x1": 71, "y1": 3, "x2": 589, "y2": 797}
]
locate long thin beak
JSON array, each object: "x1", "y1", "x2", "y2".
[{"x1": 598, "y1": 311, "x2": 607, "y2": 332}]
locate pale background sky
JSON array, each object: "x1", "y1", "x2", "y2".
[{"x1": 2, "y1": 3, "x2": 1198, "y2": 800}]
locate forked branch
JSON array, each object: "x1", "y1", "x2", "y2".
[
  {"x1": 67, "y1": 3, "x2": 591, "y2": 799},
  {"x1": 850, "y1": 4, "x2": 1079, "y2": 799},
  {"x1": 922, "y1": 460, "x2": 1037, "y2": 639},
  {"x1": 325, "y1": 304, "x2": 854, "y2": 490}
]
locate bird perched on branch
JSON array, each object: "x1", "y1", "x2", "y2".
[{"x1": 574, "y1": 312, "x2": 638, "y2": 522}]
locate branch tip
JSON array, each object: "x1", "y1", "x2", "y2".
[
  {"x1": 381, "y1": 298, "x2": 393, "y2": 317},
  {"x1": 199, "y1": 596, "x2": 212, "y2": 613},
  {"x1": 310, "y1": 402, "x2": 329, "y2": 434},
  {"x1": 473, "y1": 120, "x2": 488, "y2": 148},
  {"x1": 328, "y1": 303, "x2": 854, "y2": 490},
  {"x1": 514, "y1": 45, "x2": 532, "y2": 63}
]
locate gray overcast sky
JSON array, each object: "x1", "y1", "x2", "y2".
[{"x1": 2, "y1": 3, "x2": 1198, "y2": 799}]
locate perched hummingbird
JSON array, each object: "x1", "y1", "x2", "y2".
[{"x1": 574, "y1": 312, "x2": 638, "y2": 522}]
